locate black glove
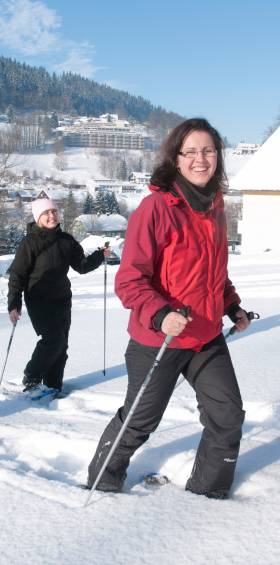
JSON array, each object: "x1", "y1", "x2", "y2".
[
  {"x1": 226, "y1": 304, "x2": 243, "y2": 323},
  {"x1": 152, "y1": 305, "x2": 172, "y2": 331}
]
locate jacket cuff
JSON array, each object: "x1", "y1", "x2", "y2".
[
  {"x1": 90, "y1": 249, "x2": 104, "y2": 268},
  {"x1": 226, "y1": 303, "x2": 242, "y2": 323},
  {"x1": 152, "y1": 305, "x2": 172, "y2": 331},
  {"x1": 8, "y1": 299, "x2": 22, "y2": 313}
]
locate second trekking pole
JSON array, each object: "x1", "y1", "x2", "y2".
[
  {"x1": 103, "y1": 242, "x2": 110, "y2": 376},
  {"x1": 0, "y1": 321, "x2": 17, "y2": 387},
  {"x1": 84, "y1": 306, "x2": 190, "y2": 507}
]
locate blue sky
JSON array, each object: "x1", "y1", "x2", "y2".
[{"x1": 0, "y1": 0, "x2": 280, "y2": 144}]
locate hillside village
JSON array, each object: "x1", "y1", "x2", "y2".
[{"x1": 0, "y1": 108, "x2": 266, "y2": 258}]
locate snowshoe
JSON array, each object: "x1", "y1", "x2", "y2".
[{"x1": 143, "y1": 473, "x2": 170, "y2": 486}]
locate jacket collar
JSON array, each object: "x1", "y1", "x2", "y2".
[
  {"x1": 149, "y1": 184, "x2": 182, "y2": 207},
  {"x1": 27, "y1": 221, "x2": 62, "y2": 238},
  {"x1": 149, "y1": 183, "x2": 222, "y2": 211}
]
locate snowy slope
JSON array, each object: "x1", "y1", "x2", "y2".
[
  {"x1": 7, "y1": 146, "x2": 250, "y2": 187},
  {"x1": 0, "y1": 252, "x2": 280, "y2": 565},
  {"x1": 12, "y1": 146, "x2": 102, "y2": 184}
]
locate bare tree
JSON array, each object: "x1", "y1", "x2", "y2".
[
  {"x1": 14, "y1": 194, "x2": 26, "y2": 233},
  {"x1": 53, "y1": 152, "x2": 68, "y2": 171},
  {"x1": 224, "y1": 199, "x2": 242, "y2": 241},
  {"x1": 14, "y1": 113, "x2": 47, "y2": 149},
  {"x1": 0, "y1": 192, "x2": 7, "y2": 233},
  {"x1": 0, "y1": 125, "x2": 21, "y2": 181},
  {"x1": 53, "y1": 137, "x2": 65, "y2": 154},
  {"x1": 61, "y1": 191, "x2": 78, "y2": 233},
  {"x1": 263, "y1": 111, "x2": 280, "y2": 143}
]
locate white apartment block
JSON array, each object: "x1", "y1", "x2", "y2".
[
  {"x1": 61, "y1": 113, "x2": 146, "y2": 149},
  {"x1": 87, "y1": 178, "x2": 147, "y2": 195},
  {"x1": 129, "y1": 171, "x2": 151, "y2": 184}
]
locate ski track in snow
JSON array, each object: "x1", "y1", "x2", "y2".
[{"x1": 0, "y1": 256, "x2": 280, "y2": 564}]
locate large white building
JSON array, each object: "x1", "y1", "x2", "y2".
[
  {"x1": 129, "y1": 171, "x2": 151, "y2": 184},
  {"x1": 61, "y1": 113, "x2": 147, "y2": 150},
  {"x1": 229, "y1": 126, "x2": 280, "y2": 253},
  {"x1": 86, "y1": 178, "x2": 143, "y2": 195}
]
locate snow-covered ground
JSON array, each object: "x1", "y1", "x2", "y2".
[
  {"x1": 0, "y1": 250, "x2": 279, "y2": 565},
  {"x1": 12, "y1": 146, "x2": 102, "y2": 184},
  {"x1": 6, "y1": 145, "x2": 252, "y2": 187}
]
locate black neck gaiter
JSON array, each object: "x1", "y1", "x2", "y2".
[{"x1": 174, "y1": 172, "x2": 219, "y2": 212}]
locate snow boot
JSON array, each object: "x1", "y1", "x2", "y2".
[
  {"x1": 87, "y1": 468, "x2": 127, "y2": 493},
  {"x1": 22, "y1": 373, "x2": 42, "y2": 392},
  {"x1": 186, "y1": 486, "x2": 229, "y2": 500}
]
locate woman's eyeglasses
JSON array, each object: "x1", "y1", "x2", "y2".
[
  {"x1": 179, "y1": 148, "x2": 217, "y2": 159},
  {"x1": 41, "y1": 209, "x2": 59, "y2": 217}
]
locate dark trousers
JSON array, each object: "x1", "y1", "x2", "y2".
[
  {"x1": 88, "y1": 333, "x2": 245, "y2": 494},
  {"x1": 24, "y1": 299, "x2": 71, "y2": 390}
]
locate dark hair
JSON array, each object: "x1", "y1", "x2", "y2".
[{"x1": 150, "y1": 117, "x2": 227, "y2": 190}]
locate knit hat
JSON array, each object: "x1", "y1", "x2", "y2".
[{"x1": 31, "y1": 198, "x2": 59, "y2": 223}]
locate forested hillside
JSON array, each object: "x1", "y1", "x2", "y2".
[{"x1": 0, "y1": 56, "x2": 184, "y2": 130}]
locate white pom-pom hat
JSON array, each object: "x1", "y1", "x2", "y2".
[{"x1": 31, "y1": 198, "x2": 58, "y2": 223}]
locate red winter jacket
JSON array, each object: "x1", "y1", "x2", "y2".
[{"x1": 115, "y1": 184, "x2": 240, "y2": 351}]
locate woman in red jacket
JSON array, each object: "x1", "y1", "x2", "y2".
[{"x1": 87, "y1": 118, "x2": 250, "y2": 499}]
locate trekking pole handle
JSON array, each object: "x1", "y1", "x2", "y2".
[
  {"x1": 167, "y1": 306, "x2": 192, "y2": 391},
  {"x1": 102, "y1": 241, "x2": 110, "y2": 265},
  {"x1": 247, "y1": 311, "x2": 260, "y2": 321},
  {"x1": 227, "y1": 310, "x2": 260, "y2": 338},
  {"x1": 164, "y1": 306, "x2": 191, "y2": 345},
  {"x1": 178, "y1": 305, "x2": 191, "y2": 318}
]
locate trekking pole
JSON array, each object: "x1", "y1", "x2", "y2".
[
  {"x1": 103, "y1": 242, "x2": 110, "y2": 376},
  {"x1": 0, "y1": 321, "x2": 17, "y2": 387},
  {"x1": 225, "y1": 310, "x2": 260, "y2": 339},
  {"x1": 84, "y1": 306, "x2": 190, "y2": 507}
]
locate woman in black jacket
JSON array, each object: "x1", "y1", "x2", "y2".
[{"x1": 8, "y1": 197, "x2": 108, "y2": 393}]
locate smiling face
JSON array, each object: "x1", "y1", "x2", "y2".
[
  {"x1": 177, "y1": 130, "x2": 217, "y2": 187},
  {"x1": 37, "y1": 208, "x2": 60, "y2": 229}
]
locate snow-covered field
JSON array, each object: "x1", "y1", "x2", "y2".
[
  {"x1": 7, "y1": 145, "x2": 251, "y2": 187},
  {"x1": 0, "y1": 251, "x2": 280, "y2": 565},
  {"x1": 12, "y1": 146, "x2": 102, "y2": 184}
]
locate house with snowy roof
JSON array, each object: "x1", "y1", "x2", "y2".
[
  {"x1": 72, "y1": 213, "x2": 127, "y2": 241},
  {"x1": 229, "y1": 126, "x2": 280, "y2": 253}
]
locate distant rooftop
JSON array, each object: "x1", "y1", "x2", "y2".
[{"x1": 233, "y1": 143, "x2": 260, "y2": 155}]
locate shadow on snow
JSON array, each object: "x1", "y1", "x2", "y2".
[
  {"x1": 224, "y1": 313, "x2": 280, "y2": 342},
  {"x1": 0, "y1": 362, "x2": 127, "y2": 418}
]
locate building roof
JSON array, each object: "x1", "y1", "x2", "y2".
[
  {"x1": 76, "y1": 213, "x2": 127, "y2": 231},
  {"x1": 229, "y1": 126, "x2": 280, "y2": 191}
]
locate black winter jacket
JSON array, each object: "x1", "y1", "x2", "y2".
[{"x1": 8, "y1": 222, "x2": 104, "y2": 312}]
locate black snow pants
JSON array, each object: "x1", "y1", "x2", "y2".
[
  {"x1": 88, "y1": 333, "x2": 245, "y2": 494},
  {"x1": 24, "y1": 297, "x2": 71, "y2": 390}
]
